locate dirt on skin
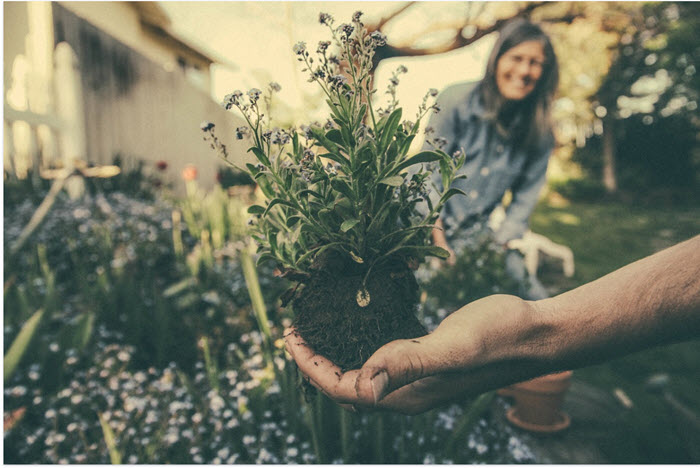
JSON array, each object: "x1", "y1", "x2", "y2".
[{"x1": 291, "y1": 253, "x2": 427, "y2": 371}]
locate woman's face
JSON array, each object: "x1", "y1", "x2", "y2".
[{"x1": 495, "y1": 40, "x2": 545, "y2": 101}]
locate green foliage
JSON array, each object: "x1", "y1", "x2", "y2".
[
  {"x1": 4, "y1": 308, "x2": 45, "y2": 384},
  {"x1": 206, "y1": 12, "x2": 464, "y2": 279},
  {"x1": 586, "y1": 2, "x2": 700, "y2": 194},
  {"x1": 422, "y1": 234, "x2": 524, "y2": 311}
]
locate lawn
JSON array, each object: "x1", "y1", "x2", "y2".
[{"x1": 531, "y1": 197, "x2": 700, "y2": 463}]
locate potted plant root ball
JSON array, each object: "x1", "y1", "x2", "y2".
[{"x1": 203, "y1": 11, "x2": 465, "y2": 372}]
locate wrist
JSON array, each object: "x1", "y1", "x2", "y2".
[{"x1": 475, "y1": 296, "x2": 561, "y2": 377}]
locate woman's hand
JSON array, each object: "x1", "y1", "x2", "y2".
[
  {"x1": 432, "y1": 220, "x2": 456, "y2": 267},
  {"x1": 285, "y1": 295, "x2": 540, "y2": 414}
]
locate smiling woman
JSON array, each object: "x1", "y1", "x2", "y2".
[{"x1": 426, "y1": 18, "x2": 559, "y2": 301}]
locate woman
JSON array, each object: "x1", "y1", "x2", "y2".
[{"x1": 426, "y1": 18, "x2": 559, "y2": 300}]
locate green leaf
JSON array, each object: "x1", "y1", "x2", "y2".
[
  {"x1": 330, "y1": 178, "x2": 355, "y2": 200},
  {"x1": 398, "y1": 133, "x2": 416, "y2": 156},
  {"x1": 378, "y1": 108, "x2": 402, "y2": 152},
  {"x1": 379, "y1": 175, "x2": 404, "y2": 187},
  {"x1": 255, "y1": 252, "x2": 278, "y2": 267},
  {"x1": 357, "y1": 104, "x2": 367, "y2": 126},
  {"x1": 248, "y1": 147, "x2": 270, "y2": 166},
  {"x1": 98, "y1": 412, "x2": 122, "y2": 464},
  {"x1": 318, "y1": 208, "x2": 334, "y2": 225},
  {"x1": 264, "y1": 198, "x2": 296, "y2": 216},
  {"x1": 246, "y1": 163, "x2": 260, "y2": 176},
  {"x1": 340, "y1": 219, "x2": 360, "y2": 232},
  {"x1": 298, "y1": 189, "x2": 324, "y2": 200},
  {"x1": 4, "y1": 308, "x2": 44, "y2": 384},
  {"x1": 311, "y1": 126, "x2": 339, "y2": 154},
  {"x1": 439, "y1": 188, "x2": 467, "y2": 205},
  {"x1": 326, "y1": 129, "x2": 346, "y2": 147},
  {"x1": 320, "y1": 152, "x2": 350, "y2": 170},
  {"x1": 439, "y1": 159, "x2": 450, "y2": 193},
  {"x1": 247, "y1": 205, "x2": 266, "y2": 215},
  {"x1": 73, "y1": 311, "x2": 95, "y2": 352},
  {"x1": 256, "y1": 174, "x2": 275, "y2": 199},
  {"x1": 394, "y1": 151, "x2": 443, "y2": 174}
]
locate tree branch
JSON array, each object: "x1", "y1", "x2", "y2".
[{"x1": 371, "y1": 2, "x2": 578, "y2": 68}]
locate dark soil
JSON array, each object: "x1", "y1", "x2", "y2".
[{"x1": 292, "y1": 254, "x2": 426, "y2": 371}]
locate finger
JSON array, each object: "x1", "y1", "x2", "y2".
[
  {"x1": 353, "y1": 337, "x2": 439, "y2": 406},
  {"x1": 284, "y1": 328, "x2": 367, "y2": 404}
]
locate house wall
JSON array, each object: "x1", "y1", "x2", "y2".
[
  {"x1": 3, "y1": 3, "x2": 30, "y2": 89},
  {"x1": 51, "y1": 3, "x2": 250, "y2": 191},
  {"x1": 58, "y1": 1, "x2": 211, "y2": 92},
  {"x1": 4, "y1": 2, "x2": 251, "y2": 192}
]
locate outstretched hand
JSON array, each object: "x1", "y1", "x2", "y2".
[{"x1": 284, "y1": 295, "x2": 539, "y2": 414}]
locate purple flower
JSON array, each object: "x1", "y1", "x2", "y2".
[
  {"x1": 248, "y1": 88, "x2": 262, "y2": 102},
  {"x1": 293, "y1": 42, "x2": 307, "y2": 55},
  {"x1": 370, "y1": 31, "x2": 387, "y2": 47},
  {"x1": 319, "y1": 12, "x2": 333, "y2": 25}
]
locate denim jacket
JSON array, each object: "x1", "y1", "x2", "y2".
[{"x1": 423, "y1": 81, "x2": 553, "y2": 248}]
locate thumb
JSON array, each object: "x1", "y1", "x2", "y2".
[{"x1": 354, "y1": 337, "x2": 438, "y2": 406}]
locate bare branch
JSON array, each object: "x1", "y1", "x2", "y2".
[
  {"x1": 373, "y1": 2, "x2": 417, "y2": 31},
  {"x1": 371, "y1": 2, "x2": 578, "y2": 67}
]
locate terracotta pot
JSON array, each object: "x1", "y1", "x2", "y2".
[{"x1": 500, "y1": 370, "x2": 573, "y2": 433}]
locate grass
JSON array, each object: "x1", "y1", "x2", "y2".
[{"x1": 530, "y1": 196, "x2": 700, "y2": 463}]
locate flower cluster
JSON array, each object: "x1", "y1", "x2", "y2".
[
  {"x1": 209, "y1": 11, "x2": 465, "y2": 281},
  {"x1": 4, "y1": 324, "x2": 535, "y2": 464}
]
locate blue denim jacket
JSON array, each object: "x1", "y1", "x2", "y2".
[{"x1": 423, "y1": 81, "x2": 552, "y2": 248}]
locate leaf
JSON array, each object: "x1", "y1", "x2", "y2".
[
  {"x1": 379, "y1": 175, "x2": 404, "y2": 187},
  {"x1": 439, "y1": 188, "x2": 467, "y2": 205},
  {"x1": 340, "y1": 219, "x2": 360, "y2": 232},
  {"x1": 398, "y1": 133, "x2": 416, "y2": 156},
  {"x1": 330, "y1": 178, "x2": 355, "y2": 200},
  {"x1": 401, "y1": 245, "x2": 451, "y2": 259},
  {"x1": 394, "y1": 151, "x2": 443, "y2": 174},
  {"x1": 255, "y1": 252, "x2": 278, "y2": 267},
  {"x1": 311, "y1": 126, "x2": 339, "y2": 154},
  {"x1": 248, "y1": 146, "x2": 270, "y2": 166},
  {"x1": 298, "y1": 189, "x2": 324, "y2": 200},
  {"x1": 247, "y1": 205, "x2": 266, "y2": 215},
  {"x1": 357, "y1": 104, "x2": 367, "y2": 125},
  {"x1": 256, "y1": 174, "x2": 275, "y2": 199},
  {"x1": 163, "y1": 277, "x2": 198, "y2": 297},
  {"x1": 349, "y1": 251, "x2": 364, "y2": 263},
  {"x1": 326, "y1": 129, "x2": 346, "y2": 147},
  {"x1": 320, "y1": 152, "x2": 350, "y2": 170},
  {"x1": 98, "y1": 412, "x2": 122, "y2": 464},
  {"x1": 4, "y1": 308, "x2": 44, "y2": 384},
  {"x1": 263, "y1": 198, "x2": 297, "y2": 216},
  {"x1": 73, "y1": 311, "x2": 95, "y2": 352},
  {"x1": 246, "y1": 163, "x2": 260, "y2": 176},
  {"x1": 379, "y1": 108, "x2": 402, "y2": 152}
]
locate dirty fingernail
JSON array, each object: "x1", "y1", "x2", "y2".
[{"x1": 370, "y1": 370, "x2": 389, "y2": 404}]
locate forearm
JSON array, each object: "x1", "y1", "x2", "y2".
[{"x1": 518, "y1": 235, "x2": 700, "y2": 372}]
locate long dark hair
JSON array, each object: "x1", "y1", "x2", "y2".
[{"x1": 480, "y1": 18, "x2": 559, "y2": 152}]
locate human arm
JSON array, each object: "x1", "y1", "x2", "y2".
[{"x1": 285, "y1": 235, "x2": 700, "y2": 414}]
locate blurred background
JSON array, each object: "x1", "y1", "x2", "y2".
[{"x1": 4, "y1": 1, "x2": 700, "y2": 464}]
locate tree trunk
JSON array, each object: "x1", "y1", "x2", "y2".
[{"x1": 602, "y1": 118, "x2": 618, "y2": 194}]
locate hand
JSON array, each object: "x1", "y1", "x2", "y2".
[
  {"x1": 285, "y1": 295, "x2": 538, "y2": 414},
  {"x1": 432, "y1": 220, "x2": 456, "y2": 267}
]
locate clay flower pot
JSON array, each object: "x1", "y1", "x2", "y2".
[{"x1": 499, "y1": 370, "x2": 573, "y2": 433}]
